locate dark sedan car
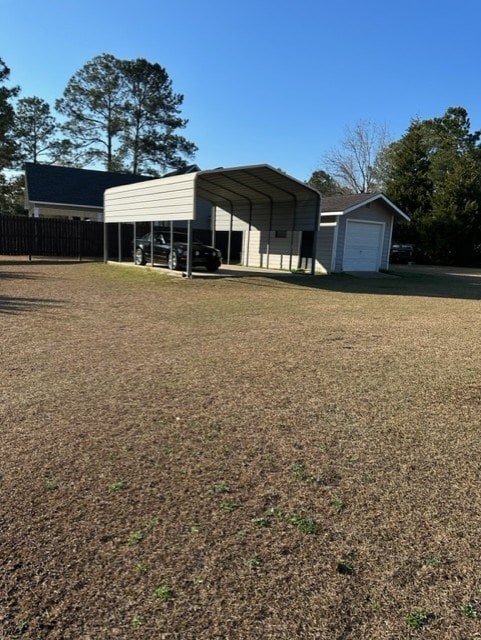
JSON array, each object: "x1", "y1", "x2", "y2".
[{"x1": 133, "y1": 231, "x2": 222, "y2": 272}]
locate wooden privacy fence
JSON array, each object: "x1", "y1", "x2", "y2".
[
  {"x1": 0, "y1": 215, "x2": 243, "y2": 263},
  {"x1": 0, "y1": 215, "x2": 132, "y2": 260}
]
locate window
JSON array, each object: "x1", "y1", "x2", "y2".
[{"x1": 320, "y1": 215, "x2": 338, "y2": 224}]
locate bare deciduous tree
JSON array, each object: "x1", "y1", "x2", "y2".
[{"x1": 323, "y1": 120, "x2": 391, "y2": 193}]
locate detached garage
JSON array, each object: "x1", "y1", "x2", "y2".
[
  {"x1": 316, "y1": 193, "x2": 410, "y2": 273},
  {"x1": 103, "y1": 166, "x2": 408, "y2": 276}
]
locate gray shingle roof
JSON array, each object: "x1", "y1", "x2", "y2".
[
  {"x1": 321, "y1": 193, "x2": 380, "y2": 212},
  {"x1": 321, "y1": 192, "x2": 409, "y2": 220},
  {"x1": 25, "y1": 163, "x2": 154, "y2": 208}
]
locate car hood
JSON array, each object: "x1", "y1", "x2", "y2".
[{"x1": 175, "y1": 242, "x2": 217, "y2": 251}]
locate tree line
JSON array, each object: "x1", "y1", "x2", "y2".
[
  {"x1": 309, "y1": 110, "x2": 481, "y2": 266},
  {"x1": 0, "y1": 53, "x2": 197, "y2": 212},
  {"x1": 2, "y1": 52, "x2": 481, "y2": 265}
]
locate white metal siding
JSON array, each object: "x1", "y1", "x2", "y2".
[
  {"x1": 245, "y1": 228, "x2": 262, "y2": 267},
  {"x1": 266, "y1": 231, "x2": 300, "y2": 269},
  {"x1": 213, "y1": 199, "x2": 318, "y2": 234},
  {"x1": 315, "y1": 224, "x2": 335, "y2": 273},
  {"x1": 295, "y1": 199, "x2": 319, "y2": 229},
  {"x1": 214, "y1": 204, "x2": 250, "y2": 231},
  {"x1": 104, "y1": 174, "x2": 196, "y2": 223}
]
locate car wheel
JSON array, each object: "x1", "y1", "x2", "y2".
[
  {"x1": 135, "y1": 247, "x2": 145, "y2": 265},
  {"x1": 168, "y1": 251, "x2": 178, "y2": 270},
  {"x1": 205, "y1": 261, "x2": 220, "y2": 272}
]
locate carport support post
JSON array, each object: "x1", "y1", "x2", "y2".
[
  {"x1": 150, "y1": 221, "x2": 154, "y2": 266},
  {"x1": 186, "y1": 220, "x2": 193, "y2": 278},
  {"x1": 211, "y1": 205, "x2": 216, "y2": 249},
  {"x1": 246, "y1": 202, "x2": 252, "y2": 267},
  {"x1": 289, "y1": 198, "x2": 298, "y2": 272},
  {"x1": 103, "y1": 222, "x2": 108, "y2": 263},
  {"x1": 266, "y1": 200, "x2": 273, "y2": 269},
  {"x1": 169, "y1": 221, "x2": 174, "y2": 270},
  {"x1": 133, "y1": 222, "x2": 136, "y2": 263},
  {"x1": 118, "y1": 223, "x2": 122, "y2": 263},
  {"x1": 311, "y1": 194, "x2": 321, "y2": 275},
  {"x1": 227, "y1": 203, "x2": 233, "y2": 265}
]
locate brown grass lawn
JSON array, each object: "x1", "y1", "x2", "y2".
[{"x1": 1, "y1": 257, "x2": 481, "y2": 639}]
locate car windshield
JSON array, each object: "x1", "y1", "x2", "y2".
[{"x1": 152, "y1": 232, "x2": 205, "y2": 244}]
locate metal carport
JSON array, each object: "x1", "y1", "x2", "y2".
[{"x1": 103, "y1": 164, "x2": 321, "y2": 277}]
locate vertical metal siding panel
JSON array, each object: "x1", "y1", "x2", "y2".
[
  {"x1": 247, "y1": 228, "x2": 262, "y2": 267},
  {"x1": 382, "y1": 216, "x2": 394, "y2": 268},
  {"x1": 335, "y1": 218, "x2": 347, "y2": 271},
  {"x1": 295, "y1": 200, "x2": 318, "y2": 229},
  {"x1": 195, "y1": 197, "x2": 212, "y2": 228},
  {"x1": 213, "y1": 205, "x2": 248, "y2": 231},
  {"x1": 267, "y1": 232, "x2": 296, "y2": 270},
  {"x1": 214, "y1": 206, "x2": 231, "y2": 231},
  {"x1": 232, "y1": 204, "x2": 250, "y2": 230},
  {"x1": 251, "y1": 203, "x2": 271, "y2": 268},
  {"x1": 269, "y1": 202, "x2": 294, "y2": 228},
  {"x1": 251, "y1": 202, "x2": 271, "y2": 228},
  {"x1": 316, "y1": 225, "x2": 335, "y2": 272}
]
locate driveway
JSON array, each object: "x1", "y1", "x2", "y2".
[{"x1": 391, "y1": 264, "x2": 481, "y2": 279}]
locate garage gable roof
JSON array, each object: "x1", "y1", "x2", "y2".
[{"x1": 322, "y1": 193, "x2": 409, "y2": 221}]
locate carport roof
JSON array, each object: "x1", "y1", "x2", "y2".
[
  {"x1": 103, "y1": 163, "x2": 322, "y2": 226},
  {"x1": 196, "y1": 164, "x2": 320, "y2": 205}
]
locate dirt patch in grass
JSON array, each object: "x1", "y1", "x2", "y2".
[{"x1": 1, "y1": 257, "x2": 481, "y2": 639}]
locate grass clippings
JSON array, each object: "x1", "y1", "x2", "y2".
[{"x1": 1, "y1": 257, "x2": 481, "y2": 638}]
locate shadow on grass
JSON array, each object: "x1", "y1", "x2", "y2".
[
  {"x1": 0, "y1": 257, "x2": 100, "y2": 281},
  {"x1": 0, "y1": 270, "x2": 46, "y2": 280},
  {"x1": 201, "y1": 265, "x2": 481, "y2": 301},
  {"x1": 0, "y1": 258, "x2": 100, "y2": 267},
  {"x1": 0, "y1": 295, "x2": 66, "y2": 314}
]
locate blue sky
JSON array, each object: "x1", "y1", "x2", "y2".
[{"x1": 2, "y1": 0, "x2": 481, "y2": 180}]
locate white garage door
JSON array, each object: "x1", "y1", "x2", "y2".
[{"x1": 343, "y1": 221, "x2": 383, "y2": 271}]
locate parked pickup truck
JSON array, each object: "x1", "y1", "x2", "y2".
[{"x1": 390, "y1": 243, "x2": 415, "y2": 264}]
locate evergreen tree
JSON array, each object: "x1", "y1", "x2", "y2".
[
  {"x1": 0, "y1": 58, "x2": 19, "y2": 171},
  {"x1": 0, "y1": 173, "x2": 24, "y2": 214},
  {"x1": 56, "y1": 53, "x2": 197, "y2": 174},
  {"x1": 384, "y1": 107, "x2": 481, "y2": 264},
  {"x1": 56, "y1": 53, "x2": 127, "y2": 172},
  {"x1": 119, "y1": 58, "x2": 197, "y2": 174},
  {"x1": 14, "y1": 96, "x2": 57, "y2": 164},
  {"x1": 307, "y1": 169, "x2": 345, "y2": 195}
]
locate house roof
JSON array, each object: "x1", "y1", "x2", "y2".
[
  {"x1": 321, "y1": 192, "x2": 410, "y2": 221},
  {"x1": 25, "y1": 163, "x2": 154, "y2": 209},
  {"x1": 163, "y1": 164, "x2": 201, "y2": 177}
]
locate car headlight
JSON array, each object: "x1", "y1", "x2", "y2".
[{"x1": 194, "y1": 250, "x2": 200, "y2": 256}]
